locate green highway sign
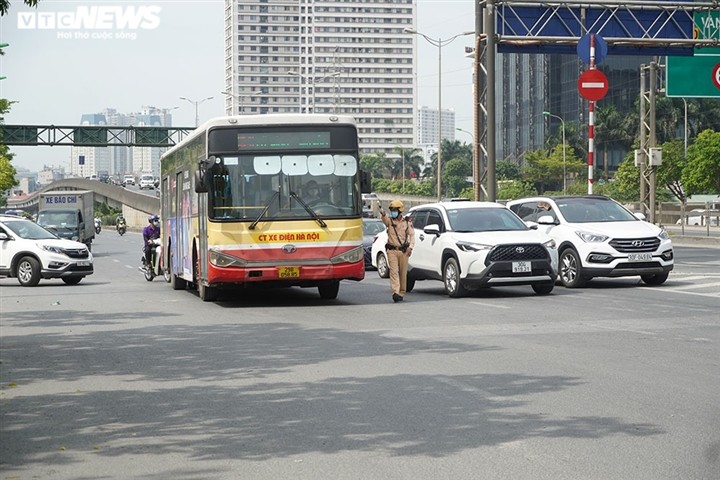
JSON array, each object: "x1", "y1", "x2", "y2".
[
  {"x1": 666, "y1": 56, "x2": 720, "y2": 97},
  {"x1": 666, "y1": 8, "x2": 720, "y2": 98},
  {"x1": 694, "y1": 9, "x2": 719, "y2": 56}
]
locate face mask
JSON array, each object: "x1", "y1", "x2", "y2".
[
  {"x1": 390, "y1": 211, "x2": 399, "y2": 219},
  {"x1": 153, "y1": 221, "x2": 160, "y2": 227}
]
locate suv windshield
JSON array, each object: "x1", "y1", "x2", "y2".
[
  {"x1": 448, "y1": 207, "x2": 528, "y2": 232},
  {"x1": 556, "y1": 197, "x2": 638, "y2": 223},
  {"x1": 4, "y1": 220, "x2": 58, "y2": 240}
]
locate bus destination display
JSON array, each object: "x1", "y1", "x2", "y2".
[{"x1": 237, "y1": 131, "x2": 331, "y2": 150}]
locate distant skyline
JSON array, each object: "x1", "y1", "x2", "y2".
[{"x1": 0, "y1": 0, "x2": 477, "y2": 172}]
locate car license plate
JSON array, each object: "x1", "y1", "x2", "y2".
[
  {"x1": 77, "y1": 261, "x2": 90, "y2": 267},
  {"x1": 278, "y1": 266, "x2": 300, "y2": 278},
  {"x1": 627, "y1": 253, "x2": 652, "y2": 262},
  {"x1": 512, "y1": 261, "x2": 532, "y2": 273}
]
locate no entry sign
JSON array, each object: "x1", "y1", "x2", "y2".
[{"x1": 578, "y1": 69, "x2": 609, "y2": 101}]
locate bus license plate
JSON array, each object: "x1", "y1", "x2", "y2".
[
  {"x1": 627, "y1": 253, "x2": 652, "y2": 262},
  {"x1": 512, "y1": 261, "x2": 532, "y2": 273},
  {"x1": 278, "y1": 266, "x2": 300, "y2": 279}
]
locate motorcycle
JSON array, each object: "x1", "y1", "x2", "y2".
[
  {"x1": 94, "y1": 217, "x2": 102, "y2": 234},
  {"x1": 141, "y1": 238, "x2": 171, "y2": 282},
  {"x1": 116, "y1": 219, "x2": 127, "y2": 236}
]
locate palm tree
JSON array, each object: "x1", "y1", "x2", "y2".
[
  {"x1": 595, "y1": 105, "x2": 632, "y2": 179},
  {"x1": 392, "y1": 146, "x2": 424, "y2": 182}
]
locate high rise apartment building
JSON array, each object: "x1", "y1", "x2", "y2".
[
  {"x1": 223, "y1": 0, "x2": 417, "y2": 155},
  {"x1": 416, "y1": 106, "x2": 456, "y2": 147},
  {"x1": 70, "y1": 107, "x2": 174, "y2": 178}
]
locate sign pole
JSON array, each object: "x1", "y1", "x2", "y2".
[{"x1": 588, "y1": 34, "x2": 595, "y2": 195}]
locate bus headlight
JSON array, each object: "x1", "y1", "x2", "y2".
[
  {"x1": 330, "y1": 246, "x2": 363, "y2": 264},
  {"x1": 209, "y1": 250, "x2": 247, "y2": 268}
]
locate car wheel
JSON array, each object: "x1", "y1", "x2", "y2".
[
  {"x1": 62, "y1": 277, "x2": 82, "y2": 285},
  {"x1": 641, "y1": 272, "x2": 669, "y2": 286},
  {"x1": 532, "y1": 282, "x2": 554, "y2": 295},
  {"x1": 443, "y1": 257, "x2": 467, "y2": 298},
  {"x1": 318, "y1": 280, "x2": 340, "y2": 299},
  {"x1": 17, "y1": 256, "x2": 41, "y2": 287},
  {"x1": 559, "y1": 248, "x2": 586, "y2": 288},
  {"x1": 376, "y1": 252, "x2": 389, "y2": 278}
]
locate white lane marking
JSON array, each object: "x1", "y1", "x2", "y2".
[{"x1": 469, "y1": 301, "x2": 511, "y2": 309}]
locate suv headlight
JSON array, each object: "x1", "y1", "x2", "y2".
[
  {"x1": 456, "y1": 241, "x2": 492, "y2": 252},
  {"x1": 40, "y1": 244, "x2": 64, "y2": 254},
  {"x1": 543, "y1": 239, "x2": 557, "y2": 250},
  {"x1": 575, "y1": 231, "x2": 609, "y2": 243},
  {"x1": 658, "y1": 229, "x2": 670, "y2": 240}
]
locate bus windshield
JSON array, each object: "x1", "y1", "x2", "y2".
[{"x1": 208, "y1": 153, "x2": 360, "y2": 221}]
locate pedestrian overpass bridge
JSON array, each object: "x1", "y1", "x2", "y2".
[{"x1": 5, "y1": 178, "x2": 159, "y2": 228}]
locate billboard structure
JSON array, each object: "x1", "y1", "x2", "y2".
[{"x1": 473, "y1": 0, "x2": 719, "y2": 202}]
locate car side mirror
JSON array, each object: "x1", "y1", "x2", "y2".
[
  {"x1": 525, "y1": 221, "x2": 539, "y2": 230},
  {"x1": 0, "y1": 232, "x2": 10, "y2": 241},
  {"x1": 424, "y1": 224, "x2": 440, "y2": 236},
  {"x1": 633, "y1": 212, "x2": 646, "y2": 221},
  {"x1": 537, "y1": 215, "x2": 557, "y2": 225}
]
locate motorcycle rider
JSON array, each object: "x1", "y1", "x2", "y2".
[
  {"x1": 116, "y1": 214, "x2": 127, "y2": 233},
  {"x1": 142, "y1": 214, "x2": 161, "y2": 270}
]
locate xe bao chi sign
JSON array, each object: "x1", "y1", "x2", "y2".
[{"x1": 577, "y1": 69, "x2": 609, "y2": 101}]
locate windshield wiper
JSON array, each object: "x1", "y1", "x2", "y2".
[
  {"x1": 289, "y1": 191, "x2": 327, "y2": 228},
  {"x1": 249, "y1": 189, "x2": 280, "y2": 230}
]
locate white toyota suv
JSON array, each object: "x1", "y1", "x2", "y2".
[
  {"x1": 373, "y1": 202, "x2": 558, "y2": 297},
  {"x1": 0, "y1": 215, "x2": 94, "y2": 286},
  {"x1": 507, "y1": 195, "x2": 673, "y2": 287}
]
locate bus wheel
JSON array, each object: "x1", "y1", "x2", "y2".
[{"x1": 318, "y1": 281, "x2": 340, "y2": 300}]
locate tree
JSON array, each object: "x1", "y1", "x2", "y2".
[
  {"x1": 360, "y1": 153, "x2": 391, "y2": 180},
  {"x1": 656, "y1": 139, "x2": 687, "y2": 203},
  {"x1": 523, "y1": 145, "x2": 585, "y2": 193},
  {"x1": 683, "y1": 129, "x2": 720, "y2": 195},
  {"x1": 0, "y1": 0, "x2": 38, "y2": 16},
  {"x1": 0, "y1": 99, "x2": 19, "y2": 196},
  {"x1": 605, "y1": 154, "x2": 640, "y2": 203},
  {"x1": 497, "y1": 180, "x2": 536, "y2": 201},
  {"x1": 595, "y1": 105, "x2": 633, "y2": 179},
  {"x1": 392, "y1": 146, "x2": 424, "y2": 181},
  {"x1": 496, "y1": 160, "x2": 522, "y2": 180},
  {"x1": 443, "y1": 158, "x2": 472, "y2": 197}
]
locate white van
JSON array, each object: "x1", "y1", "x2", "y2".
[
  {"x1": 139, "y1": 174, "x2": 155, "y2": 190},
  {"x1": 123, "y1": 174, "x2": 135, "y2": 186}
]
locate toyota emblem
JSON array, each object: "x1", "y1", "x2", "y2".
[
  {"x1": 515, "y1": 246, "x2": 525, "y2": 253},
  {"x1": 281, "y1": 244, "x2": 297, "y2": 254},
  {"x1": 631, "y1": 240, "x2": 645, "y2": 247}
]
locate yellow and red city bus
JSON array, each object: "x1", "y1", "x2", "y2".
[{"x1": 160, "y1": 114, "x2": 367, "y2": 301}]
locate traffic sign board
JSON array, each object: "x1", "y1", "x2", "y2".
[
  {"x1": 666, "y1": 56, "x2": 720, "y2": 97},
  {"x1": 577, "y1": 33, "x2": 608, "y2": 65},
  {"x1": 577, "y1": 69, "x2": 609, "y2": 101}
]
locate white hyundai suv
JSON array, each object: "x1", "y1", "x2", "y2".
[
  {"x1": 373, "y1": 202, "x2": 558, "y2": 297},
  {"x1": 507, "y1": 195, "x2": 674, "y2": 288},
  {"x1": 0, "y1": 215, "x2": 94, "y2": 286}
]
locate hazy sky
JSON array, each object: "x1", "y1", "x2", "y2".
[{"x1": 0, "y1": 0, "x2": 478, "y2": 172}]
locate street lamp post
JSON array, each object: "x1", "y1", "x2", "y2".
[
  {"x1": 179, "y1": 96, "x2": 214, "y2": 127},
  {"x1": 543, "y1": 111, "x2": 566, "y2": 194},
  {"x1": 221, "y1": 90, "x2": 262, "y2": 115},
  {"x1": 404, "y1": 28, "x2": 474, "y2": 201}
]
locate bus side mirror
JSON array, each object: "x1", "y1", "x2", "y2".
[
  {"x1": 360, "y1": 170, "x2": 372, "y2": 194},
  {"x1": 194, "y1": 156, "x2": 216, "y2": 193}
]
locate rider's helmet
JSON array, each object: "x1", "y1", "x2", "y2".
[
  {"x1": 389, "y1": 200, "x2": 404, "y2": 213},
  {"x1": 148, "y1": 214, "x2": 160, "y2": 226}
]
